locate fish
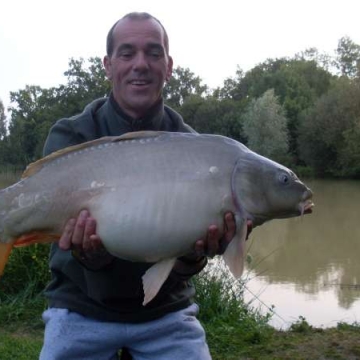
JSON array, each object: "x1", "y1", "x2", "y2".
[{"x1": 0, "y1": 131, "x2": 313, "y2": 305}]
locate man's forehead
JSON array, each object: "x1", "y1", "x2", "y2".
[{"x1": 113, "y1": 18, "x2": 165, "y2": 47}]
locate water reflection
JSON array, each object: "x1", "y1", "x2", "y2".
[{"x1": 244, "y1": 179, "x2": 360, "y2": 327}]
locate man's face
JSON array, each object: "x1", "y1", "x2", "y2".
[{"x1": 104, "y1": 18, "x2": 173, "y2": 119}]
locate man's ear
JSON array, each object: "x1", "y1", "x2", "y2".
[
  {"x1": 103, "y1": 56, "x2": 112, "y2": 80},
  {"x1": 166, "y1": 56, "x2": 173, "y2": 82}
]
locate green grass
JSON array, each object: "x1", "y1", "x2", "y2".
[
  {"x1": 1, "y1": 252, "x2": 360, "y2": 360},
  {"x1": 194, "y1": 262, "x2": 273, "y2": 359},
  {"x1": 0, "y1": 329, "x2": 43, "y2": 360},
  {"x1": 1, "y1": 273, "x2": 360, "y2": 359}
]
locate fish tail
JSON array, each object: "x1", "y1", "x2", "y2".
[
  {"x1": 0, "y1": 241, "x2": 13, "y2": 277},
  {"x1": 0, "y1": 232, "x2": 60, "y2": 277}
]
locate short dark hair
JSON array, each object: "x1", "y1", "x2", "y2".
[{"x1": 106, "y1": 12, "x2": 169, "y2": 57}]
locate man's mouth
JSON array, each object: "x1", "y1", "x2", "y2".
[{"x1": 129, "y1": 80, "x2": 151, "y2": 86}]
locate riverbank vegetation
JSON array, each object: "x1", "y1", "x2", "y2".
[{"x1": 1, "y1": 255, "x2": 360, "y2": 359}]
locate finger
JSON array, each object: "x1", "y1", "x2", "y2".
[
  {"x1": 59, "y1": 218, "x2": 76, "y2": 250},
  {"x1": 206, "y1": 225, "x2": 220, "y2": 257},
  {"x1": 194, "y1": 239, "x2": 205, "y2": 257},
  {"x1": 82, "y1": 217, "x2": 97, "y2": 253},
  {"x1": 223, "y1": 212, "x2": 236, "y2": 243},
  {"x1": 246, "y1": 220, "x2": 253, "y2": 240},
  {"x1": 72, "y1": 210, "x2": 89, "y2": 247}
]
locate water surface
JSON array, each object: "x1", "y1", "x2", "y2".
[{"x1": 244, "y1": 179, "x2": 360, "y2": 328}]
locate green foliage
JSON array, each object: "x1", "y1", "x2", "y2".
[
  {"x1": 163, "y1": 66, "x2": 208, "y2": 108},
  {"x1": 0, "y1": 284, "x2": 46, "y2": 327},
  {"x1": 4, "y1": 57, "x2": 110, "y2": 167},
  {"x1": 194, "y1": 262, "x2": 272, "y2": 358},
  {"x1": 242, "y1": 89, "x2": 290, "y2": 163},
  {"x1": 290, "y1": 316, "x2": 313, "y2": 334},
  {"x1": 0, "y1": 99, "x2": 6, "y2": 139},
  {"x1": 213, "y1": 66, "x2": 246, "y2": 100},
  {"x1": 0, "y1": 244, "x2": 50, "y2": 327},
  {"x1": 0, "y1": 330, "x2": 43, "y2": 360},
  {"x1": 337, "y1": 321, "x2": 360, "y2": 332},
  {"x1": 334, "y1": 36, "x2": 360, "y2": 78},
  {"x1": 297, "y1": 76, "x2": 360, "y2": 177},
  {"x1": 241, "y1": 58, "x2": 332, "y2": 155},
  {"x1": 0, "y1": 244, "x2": 51, "y2": 296},
  {"x1": 187, "y1": 97, "x2": 246, "y2": 141}
]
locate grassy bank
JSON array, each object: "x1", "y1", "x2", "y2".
[
  {"x1": 1, "y1": 261, "x2": 360, "y2": 359},
  {"x1": 1, "y1": 311, "x2": 360, "y2": 359}
]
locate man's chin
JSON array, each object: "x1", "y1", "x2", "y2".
[{"x1": 121, "y1": 97, "x2": 160, "y2": 118}]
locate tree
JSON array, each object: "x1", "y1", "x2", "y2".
[
  {"x1": 297, "y1": 77, "x2": 360, "y2": 177},
  {"x1": 217, "y1": 58, "x2": 333, "y2": 161},
  {"x1": 185, "y1": 97, "x2": 246, "y2": 141},
  {"x1": 4, "y1": 57, "x2": 111, "y2": 166},
  {"x1": 0, "y1": 99, "x2": 6, "y2": 139},
  {"x1": 242, "y1": 89, "x2": 289, "y2": 163},
  {"x1": 163, "y1": 66, "x2": 208, "y2": 109},
  {"x1": 62, "y1": 57, "x2": 111, "y2": 114},
  {"x1": 213, "y1": 66, "x2": 246, "y2": 100},
  {"x1": 334, "y1": 36, "x2": 360, "y2": 78},
  {"x1": 295, "y1": 47, "x2": 333, "y2": 71}
]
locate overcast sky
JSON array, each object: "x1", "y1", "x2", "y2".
[{"x1": 1, "y1": 0, "x2": 359, "y2": 112}]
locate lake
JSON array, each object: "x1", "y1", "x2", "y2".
[
  {"x1": 243, "y1": 179, "x2": 360, "y2": 329},
  {"x1": 1, "y1": 176, "x2": 359, "y2": 329}
]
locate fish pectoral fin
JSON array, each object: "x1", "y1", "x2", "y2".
[
  {"x1": 142, "y1": 258, "x2": 177, "y2": 306},
  {"x1": 223, "y1": 217, "x2": 247, "y2": 279},
  {"x1": 13, "y1": 231, "x2": 60, "y2": 248},
  {"x1": 0, "y1": 242, "x2": 14, "y2": 276}
]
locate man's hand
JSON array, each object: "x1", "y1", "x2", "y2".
[
  {"x1": 174, "y1": 212, "x2": 253, "y2": 277},
  {"x1": 194, "y1": 212, "x2": 236, "y2": 258},
  {"x1": 60, "y1": 210, "x2": 114, "y2": 270},
  {"x1": 174, "y1": 212, "x2": 237, "y2": 276}
]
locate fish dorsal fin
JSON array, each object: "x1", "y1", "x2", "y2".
[
  {"x1": 115, "y1": 130, "x2": 164, "y2": 141},
  {"x1": 22, "y1": 131, "x2": 164, "y2": 179}
]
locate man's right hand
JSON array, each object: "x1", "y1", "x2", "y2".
[{"x1": 60, "y1": 209, "x2": 114, "y2": 270}]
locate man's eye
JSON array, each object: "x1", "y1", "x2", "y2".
[
  {"x1": 119, "y1": 52, "x2": 133, "y2": 59},
  {"x1": 149, "y1": 49, "x2": 163, "y2": 58}
]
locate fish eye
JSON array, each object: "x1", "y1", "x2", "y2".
[{"x1": 278, "y1": 173, "x2": 290, "y2": 184}]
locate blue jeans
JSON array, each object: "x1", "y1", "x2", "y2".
[{"x1": 39, "y1": 304, "x2": 211, "y2": 360}]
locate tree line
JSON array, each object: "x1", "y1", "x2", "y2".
[{"x1": 0, "y1": 36, "x2": 359, "y2": 178}]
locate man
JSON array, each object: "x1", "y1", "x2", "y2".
[{"x1": 40, "y1": 12, "x2": 238, "y2": 360}]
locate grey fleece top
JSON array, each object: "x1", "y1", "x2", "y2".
[{"x1": 42, "y1": 94, "x2": 202, "y2": 323}]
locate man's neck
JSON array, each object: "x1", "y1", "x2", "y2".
[{"x1": 110, "y1": 95, "x2": 162, "y2": 121}]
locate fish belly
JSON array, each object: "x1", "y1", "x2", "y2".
[{"x1": 89, "y1": 180, "x2": 233, "y2": 263}]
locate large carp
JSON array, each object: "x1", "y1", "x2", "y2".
[{"x1": 0, "y1": 131, "x2": 313, "y2": 305}]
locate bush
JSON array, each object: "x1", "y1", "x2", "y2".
[
  {"x1": 0, "y1": 244, "x2": 50, "y2": 326},
  {"x1": 0, "y1": 244, "x2": 51, "y2": 296},
  {"x1": 194, "y1": 260, "x2": 273, "y2": 358}
]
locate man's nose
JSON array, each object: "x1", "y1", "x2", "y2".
[{"x1": 133, "y1": 52, "x2": 149, "y2": 71}]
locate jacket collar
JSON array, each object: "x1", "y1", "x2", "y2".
[{"x1": 109, "y1": 92, "x2": 165, "y2": 131}]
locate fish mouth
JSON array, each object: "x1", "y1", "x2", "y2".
[{"x1": 299, "y1": 199, "x2": 314, "y2": 215}]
